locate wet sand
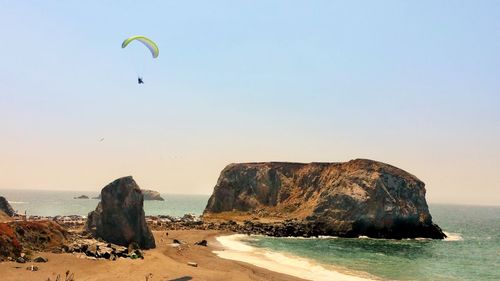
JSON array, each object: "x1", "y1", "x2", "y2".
[{"x1": 0, "y1": 230, "x2": 306, "y2": 281}]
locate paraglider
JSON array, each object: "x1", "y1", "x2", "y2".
[{"x1": 122, "y1": 35, "x2": 158, "y2": 83}]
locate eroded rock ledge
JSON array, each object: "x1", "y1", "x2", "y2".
[{"x1": 203, "y1": 159, "x2": 446, "y2": 239}]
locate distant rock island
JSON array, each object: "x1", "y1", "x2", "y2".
[
  {"x1": 92, "y1": 189, "x2": 164, "y2": 201},
  {"x1": 142, "y1": 190, "x2": 164, "y2": 201},
  {"x1": 73, "y1": 195, "x2": 89, "y2": 199},
  {"x1": 204, "y1": 159, "x2": 446, "y2": 239}
]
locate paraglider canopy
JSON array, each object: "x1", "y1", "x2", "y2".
[{"x1": 122, "y1": 35, "x2": 159, "y2": 58}]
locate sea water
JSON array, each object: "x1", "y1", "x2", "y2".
[
  {"x1": 0, "y1": 189, "x2": 209, "y2": 217},
  {"x1": 1, "y1": 189, "x2": 498, "y2": 280},
  {"x1": 238, "y1": 204, "x2": 500, "y2": 280}
]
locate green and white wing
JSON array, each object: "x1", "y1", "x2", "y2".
[{"x1": 122, "y1": 35, "x2": 159, "y2": 58}]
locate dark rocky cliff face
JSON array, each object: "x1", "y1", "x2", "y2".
[
  {"x1": 86, "y1": 176, "x2": 156, "y2": 249},
  {"x1": 0, "y1": 197, "x2": 15, "y2": 217},
  {"x1": 204, "y1": 159, "x2": 446, "y2": 239}
]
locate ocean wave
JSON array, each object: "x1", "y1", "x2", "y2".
[
  {"x1": 443, "y1": 232, "x2": 463, "y2": 241},
  {"x1": 236, "y1": 234, "x2": 339, "y2": 240},
  {"x1": 8, "y1": 201, "x2": 28, "y2": 204},
  {"x1": 214, "y1": 234, "x2": 375, "y2": 281},
  {"x1": 266, "y1": 235, "x2": 339, "y2": 240}
]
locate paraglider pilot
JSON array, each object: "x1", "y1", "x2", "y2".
[{"x1": 138, "y1": 77, "x2": 144, "y2": 84}]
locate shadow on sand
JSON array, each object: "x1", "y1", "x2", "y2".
[{"x1": 168, "y1": 277, "x2": 193, "y2": 281}]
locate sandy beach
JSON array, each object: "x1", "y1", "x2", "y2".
[{"x1": 0, "y1": 230, "x2": 307, "y2": 281}]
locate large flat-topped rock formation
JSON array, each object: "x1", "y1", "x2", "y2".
[{"x1": 204, "y1": 159, "x2": 446, "y2": 239}]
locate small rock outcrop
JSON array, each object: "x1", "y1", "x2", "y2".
[
  {"x1": 33, "y1": 256, "x2": 48, "y2": 263},
  {"x1": 0, "y1": 196, "x2": 15, "y2": 217},
  {"x1": 85, "y1": 176, "x2": 156, "y2": 249},
  {"x1": 204, "y1": 159, "x2": 446, "y2": 239},
  {"x1": 0, "y1": 220, "x2": 69, "y2": 260},
  {"x1": 74, "y1": 195, "x2": 89, "y2": 199}
]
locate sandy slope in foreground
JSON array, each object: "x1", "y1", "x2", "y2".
[{"x1": 0, "y1": 230, "x2": 305, "y2": 281}]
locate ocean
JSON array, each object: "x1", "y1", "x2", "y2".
[
  {"x1": 219, "y1": 205, "x2": 500, "y2": 281},
  {"x1": 0, "y1": 189, "x2": 209, "y2": 217},
  {"x1": 1, "y1": 189, "x2": 498, "y2": 280}
]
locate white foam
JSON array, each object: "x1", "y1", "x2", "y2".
[
  {"x1": 8, "y1": 201, "x2": 28, "y2": 204},
  {"x1": 443, "y1": 232, "x2": 463, "y2": 241},
  {"x1": 214, "y1": 234, "x2": 374, "y2": 281},
  {"x1": 253, "y1": 234, "x2": 339, "y2": 240}
]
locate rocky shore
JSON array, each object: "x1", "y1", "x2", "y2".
[
  {"x1": 1, "y1": 202, "x2": 448, "y2": 262},
  {"x1": 0, "y1": 159, "x2": 449, "y2": 280}
]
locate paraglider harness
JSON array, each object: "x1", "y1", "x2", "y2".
[{"x1": 138, "y1": 77, "x2": 144, "y2": 84}]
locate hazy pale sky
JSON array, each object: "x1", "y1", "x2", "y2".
[{"x1": 1, "y1": 1, "x2": 499, "y2": 205}]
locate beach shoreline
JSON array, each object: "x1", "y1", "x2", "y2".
[
  {"x1": 214, "y1": 234, "x2": 376, "y2": 281},
  {"x1": 0, "y1": 229, "x2": 307, "y2": 281}
]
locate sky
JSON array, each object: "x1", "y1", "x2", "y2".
[{"x1": 0, "y1": 1, "x2": 499, "y2": 205}]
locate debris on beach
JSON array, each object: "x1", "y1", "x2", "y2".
[
  {"x1": 33, "y1": 256, "x2": 48, "y2": 262},
  {"x1": 46, "y1": 270, "x2": 75, "y2": 281},
  {"x1": 194, "y1": 240, "x2": 207, "y2": 246},
  {"x1": 187, "y1": 261, "x2": 198, "y2": 267},
  {"x1": 26, "y1": 265, "x2": 38, "y2": 271}
]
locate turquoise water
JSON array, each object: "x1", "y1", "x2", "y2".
[
  {"x1": 242, "y1": 204, "x2": 500, "y2": 280},
  {"x1": 1, "y1": 189, "x2": 498, "y2": 280},
  {"x1": 0, "y1": 189, "x2": 209, "y2": 217}
]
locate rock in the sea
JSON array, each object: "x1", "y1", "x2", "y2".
[
  {"x1": 85, "y1": 176, "x2": 156, "y2": 249},
  {"x1": 142, "y1": 190, "x2": 164, "y2": 201},
  {"x1": 74, "y1": 195, "x2": 89, "y2": 199},
  {"x1": 0, "y1": 196, "x2": 15, "y2": 217},
  {"x1": 204, "y1": 159, "x2": 446, "y2": 239}
]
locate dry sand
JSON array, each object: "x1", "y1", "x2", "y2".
[
  {"x1": 0, "y1": 230, "x2": 306, "y2": 281},
  {"x1": 0, "y1": 210, "x2": 11, "y2": 223}
]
